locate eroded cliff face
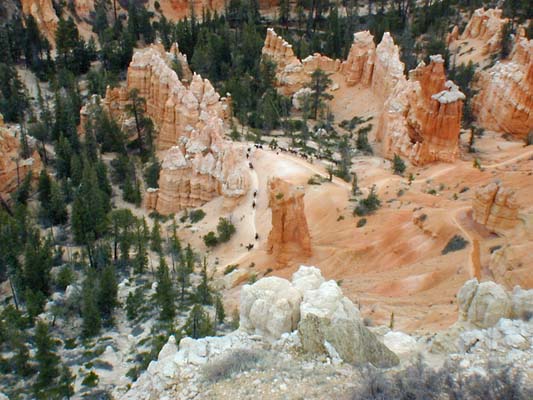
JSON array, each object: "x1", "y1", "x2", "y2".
[
  {"x1": 21, "y1": 0, "x2": 59, "y2": 44},
  {"x1": 448, "y1": 8, "x2": 508, "y2": 55},
  {"x1": 472, "y1": 182, "x2": 519, "y2": 235},
  {"x1": 97, "y1": 43, "x2": 247, "y2": 215},
  {"x1": 472, "y1": 37, "x2": 533, "y2": 137},
  {"x1": 267, "y1": 177, "x2": 311, "y2": 265},
  {"x1": 0, "y1": 115, "x2": 42, "y2": 198},
  {"x1": 262, "y1": 29, "x2": 404, "y2": 100},
  {"x1": 376, "y1": 55, "x2": 465, "y2": 165}
]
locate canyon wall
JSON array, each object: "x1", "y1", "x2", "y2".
[
  {"x1": 97, "y1": 44, "x2": 247, "y2": 215},
  {"x1": 448, "y1": 8, "x2": 508, "y2": 55},
  {"x1": 0, "y1": 115, "x2": 42, "y2": 198},
  {"x1": 472, "y1": 37, "x2": 533, "y2": 137},
  {"x1": 376, "y1": 55, "x2": 465, "y2": 165},
  {"x1": 262, "y1": 28, "x2": 404, "y2": 101},
  {"x1": 472, "y1": 182, "x2": 519, "y2": 235},
  {"x1": 21, "y1": 0, "x2": 59, "y2": 44},
  {"x1": 267, "y1": 177, "x2": 311, "y2": 265}
]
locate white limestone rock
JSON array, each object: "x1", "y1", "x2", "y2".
[
  {"x1": 383, "y1": 331, "x2": 418, "y2": 355},
  {"x1": 239, "y1": 276, "x2": 302, "y2": 341}
]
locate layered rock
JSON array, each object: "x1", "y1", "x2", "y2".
[
  {"x1": 377, "y1": 55, "x2": 465, "y2": 165},
  {"x1": 0, "y1": 116, "x2": 42, "y2": 197},
  {"x1": 449, "y1": 8, "x2": 508, "y2": 55},
  {"x1": 98, "y1": 44, "x2": 248, "y2": 214},
  {"x1": 457, "y1": 278, "x2": 533, "y2": 329},
  {"x1": 472, "y1": 37, "x2": 533, "y2": 137},
  {"x1": 267, "y1": 177, "x2": 312, "y2": 263},
  {"x1": 489, "y1": 244, "x2": 533, "y2": 289},
  {"x1": 240, "y1": 266, "x2": 398, "y2": 366},
  {"x1": 262, "y1": 29, "x2": 404, "y2": 101},
  {"x1": 472, "y1": 182, "x2": 519, "y2": 234},
  {"x1": 21, "y1": 0, "x2": 58, "y2": 45}
]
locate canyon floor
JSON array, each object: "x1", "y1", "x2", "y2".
[{"x1": 169, "y1": 126, "x2": 533, "y2": 333}]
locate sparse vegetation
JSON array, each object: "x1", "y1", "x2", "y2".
[
  {"x1": 442, "y1": 235, "x2": 468, "y2": 255},
  {"x1": 354, "y1": 186, "x2": 381, "y2": 217},
  {"x1": 202, "y1": 349, "x2": 266, "y2": 383}
]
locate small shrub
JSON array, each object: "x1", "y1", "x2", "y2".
[
  {"x1": 264, "y1": 268, "x2": 273, "y2": 276},
  {"x1": 428, "y1": 189, "x2": 437, "y2": 195},
  {"x1": 247, "y1": 273, "x2": 257, "y2": 284},
  {"x1": 224, "y1": 264, "x2": 239, "y2": 275},
  {"x1": 354, "y1": 186, "x2": 381, "y2": 216},
  {"x1": 203, "y1": 231, "x2": 218, "y2": 247},
  {"x1": 357, "y1": 218, "x2": 367, "y2": 228},
  {"x1": 202, "y1": 349, "x2": 265, "y2": 383},
  {"x1": 442, "y1": 235, "x2": 468, "y2": 254},
  {"x1": 189, "y1": 209, "x2": 206, "y2": 223},
  {"x1": 217, "y1": 217, "x2": 236, "y2": 243},
  {"x1": 56, "y1": 265, "x2": 74, "y2": 291},
  {"x1": 275, "y1": 192, "x2": 284, "y2": 200},
  {"x1": 82, "y1": 371, "x2": 99, "y2": 387},
  {"x1": 392, "y1": 154, "x2": 406, "y2": 176}
]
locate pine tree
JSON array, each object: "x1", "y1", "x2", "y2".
[
  {"x1": 155, "y1": 257, "x2": 175, "y2": 321},
  {"x1": 81, "y1": 271, "x2": 101, "y2": 337},
  {"x1": 58, "y1": 365, "x2": 75, "y2": 400},
  {"x1": 305, "y1": 69, "x2": 333, "y2": 120},
  {"x1": 150, "y1": 220, "x2": 163, "y2": 254},
  {"x1": 214, "y1": 294, "x2": 225, "y2": 325},
  {"x1": 184, "y1": 304, "x2": 213, "y2": 339},
  {"x1": 195, "y1": 257, "x2": 212, "y2": 305},
  {"x1": 33, "y1": 321, "x2": 60, "y2": 396},
  {"x1": 98, "y1": 264, "x2": 118, "y2": 323},
  {"x1": 393, "y1": 154, "x2": 406, "y2": 176}
]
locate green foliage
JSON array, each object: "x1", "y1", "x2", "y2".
[
  {"x1": 203, "y1": 231, "x2": 219, "y2": 247},
  {"x1": 223, "y1": 264, "x2": 239, "y2": 275},
  {"x1": 81, "y1": 371, "x2": 99, "y2": 387},
  {"x1": 33, "y1": 321, "x2": 60, "y2": 396},
  {"x1": 354, "y1": 186, "x2": 381, "y2": 216},
  {"x1": 392, "y1": 154, "x2": 406, "y2": 176},
  {"x1": 126, "y1": 288, "x2": 145, "y2": 321},
  {"x1": 56, "y1": 265, "x2": 75, "y2": 291},
  {"x1": 195, "y1": 258, "x2": 212, "y2": 305},
  {"x1": 183, "y1": 304, "x2": 214, "y2": 339},
  {"x1": 0, "y1": 63, "x2": 28, "y2": 123},
  {"x1": 304, "y1": 69, "x2": 333, "y2": 120},
  {"x1": 189, "y1": 209, "x2": 206, "y2": 223},
  {"x1": 144, "y1": 157, "x2": 161, "y2": 188},
  {"x1": 150, "y1": 220, "x2": 163, "y2": 254},
  {"x1": 81, "y1": 270, "x2": 101, "y2": 338},
  {"x1": 216, "y1": 217, "x2": 236, "y2": 243},
  {"x1": 155, "y1": 257, "x2": 176, "y2": 321},
  {"x1": 215, "y1": 294, "x2": 225, "y2": 325},
  {"x1": 442, "y1": 235, "x2": 468, "y2": 255},
  {"x1": 357, "y1": 218, "x2": 367, "y2": 228}
]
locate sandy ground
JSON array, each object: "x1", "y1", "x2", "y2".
[{"x1": 168, "y1": 127, "x2": 533, "y2": 334}]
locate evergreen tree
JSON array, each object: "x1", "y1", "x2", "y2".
[
  {"x1": 393, "y1": 154, "x2": 406, "y2": 176},
  {"x1": 155, "y1": 257, "x2": 175, "y2": 321},
  {"x1": 214, "y1": 294, "x2": 225, "y2": 325},
  {"x1": 216, "y1": 217, "x2": 236, "y2": 243},
  {"x1": 125, "y1": 288, "x2": 144, "y2": 320},
  {"x1": 33, "y1": 321, "x2": 60, "y2": 397},
  {"x1": 195, "y1": 258, "x2": 212, "y2": 305},
  {"x1": 81, "y1": 270, "x2": 101, "y2": 338},
  {"x1": 150, "y1": 220, "x2": 163, "y2": 254},
  {"x1": 0, "y1": 63, "x2": 28, "y2": 123},
  {"x1": 184, "y1": 304, "x2": 213, "y2": 339},
  {"x1": 98, "y1": 264, "x2": 118, "y2": 323},
  {"x1": 305, "y1": 69, "x2": 333, "y2": 119},
  {"x1": 58, "y1": 365, "x2": 75, "y2": 400}
]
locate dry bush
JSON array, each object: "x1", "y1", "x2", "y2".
[{"x1": 202, "y1": 349, "x2": 268, "y2": 383}]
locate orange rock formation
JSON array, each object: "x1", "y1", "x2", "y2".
[
  {"x1": 472, "y1": 182, "x2": 519, "y2": 235},
  {"x1": 262, "y1": 29, "x2": 404, "y2": 100},
  {"x1": 472, "y1": 37, "x2": 533, "y2": 137},
  {"x1": 267, "y1": 177, "x2": 311, "y2": 265},
  {"x1": 448, "y1": 8, "x2": 508, "y2": 55},
  {"x1": 377, "y1": 55, "x2": 465, "y2": 165},
  {"x1": 0, "y1": 115, "x2": 42, "y2": 198},
  {"x1": 97, "y1": 44, "x2": 247, "y2": 215},
  {"x1": 21, "y1": 0, "x2": 59, "y2": 45}
]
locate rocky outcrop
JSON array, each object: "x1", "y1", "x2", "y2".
[
  {"x1": 472, "y1": 182, "x2": 519, "y2": 235},
  {"x1": 240, "y1": 276, "x2": 303, "y2": 341},
  {"x1": 267, "y1": 177, "x2": 311, "y2": 263},
  {"x1": 262, "y1": 29, "x2": 404, "y2": 101},
  {"x1": 489, "y1": 244, "x2": 533, "y2": 289},
  {"x1": 0, "y1": 116, "x2": 42, "y2": 197},
  {"x1": 240, "y1": 266, "x2": 398, "y2": 366},
  {"x1": 97, "y1": 44, "x2": 248, "y2": 214},
  {"x1": 21, "y1": 0, "x2": 58, "y2": 44},
  {"x1": 472, "y1": 37, "x2": 533, "y2": 137},
  {"x1": 449, "y1": 8, "x2": 508, "y2": 55},
  {"x1": 377, "y1": 55, "x2": 465, "y2": 165}
]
